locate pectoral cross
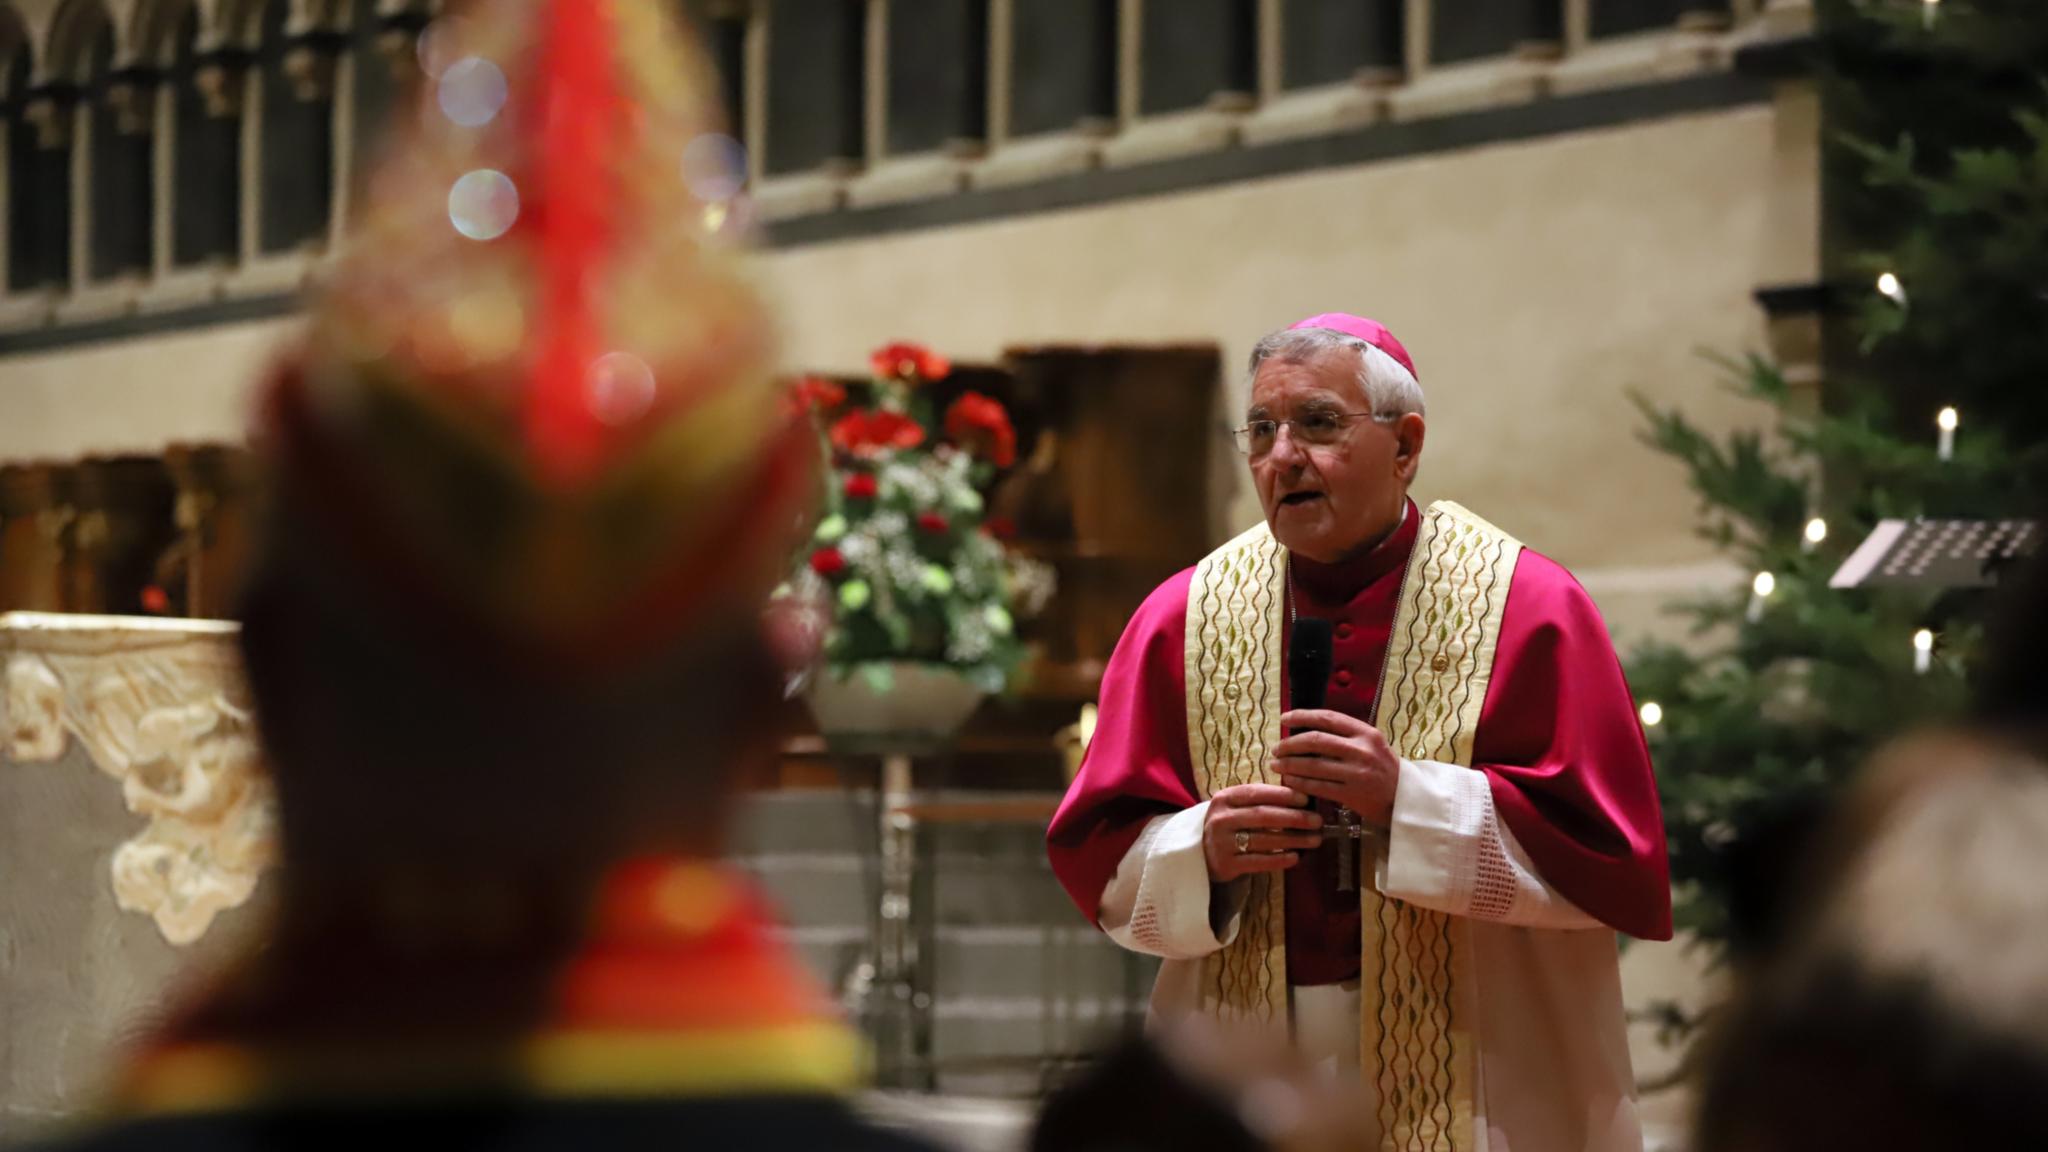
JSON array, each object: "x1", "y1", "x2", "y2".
[{"x1": 1335, "y1": 807, "x2": 1364, "y2": 892}]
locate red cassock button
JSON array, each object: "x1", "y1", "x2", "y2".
[
  {"x1": 1336, "y1": 624, "x2": 1354, "y2": 641},
  {"x1": 1335, "y1": 669, "x2": 1354, "y2": 688}
]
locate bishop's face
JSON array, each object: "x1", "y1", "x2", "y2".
[{"x1": 1246, "y1": 349, "x2": 1425, "y2": 564}]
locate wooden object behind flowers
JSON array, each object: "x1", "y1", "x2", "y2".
[
  {"x1": 0, "y1": 463, "x2": 69, "y2": 613},
  {"x1": 772, "y1": 343, "x2": 1217, "y2": 792},
  {"x1": 999, "y1": 343, "x2": 1219, "y2": 689},
  {"x1": 0, "y1": 457, "x2": 181, "y2": 617}
]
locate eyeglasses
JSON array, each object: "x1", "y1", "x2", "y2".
[{"x1": 1231, "y1": 411, "x2": 1399, "y2": 457}]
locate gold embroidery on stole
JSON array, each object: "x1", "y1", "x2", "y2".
[
  {"x1": 1363, "y1": 501, "x2": 1521, "y2": 1152},
  {"x1": 1182, "y1": 504, "x2": 1520, "y2": 1151},
  {"x1": 1184, "y1": 522, "x2": 1289, "y2": 1023}
]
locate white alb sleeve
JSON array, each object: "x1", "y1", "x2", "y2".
[
  {"x1": 1378, "y1": 757, "x2": 1602, "y2": 930},
  {"x1": 1098, "y1": 802, "x2": 1249, "y2": 958}
]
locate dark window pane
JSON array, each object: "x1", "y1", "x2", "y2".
[
  {"x1": 1284, "y1": 0, "x2": 1403, "y2": 90},
  {"x1": 258, "y1": 0, "x2": 332, "y2": 254},
  {"x1": 1010, "y1": 0, "x2": 1115, "y2": 137},
  {"x1": 349, "y1": 0, "x2": 402, "y2": 184},
  {"x1": 1140, "y1": 0, "x2": 1254, "y2": 116},
  {"x1": 1430, "y1": 1, "x2": 1560, "y2": 66},
  {"x1": 679, "y1": 3, "x2": 749, "y2": 142},
  {"x1": 171, "y1": 9, "x2": 239, "y2": 267},
  {"x1": 1590, "y1": 0, "x2": 1728, "y2": 38},
  {"x1": 88, "y1": 28, "x2": 152, "y2": 279},
  {"x1": 9, "y1": 46, "x2": 74, "y2": 291},
  {"x1": 764, "y1": 0, "x2": 863, "y2": 176},
  {"x1": 886, "y1": 0, "x2": 985, "y2": 155}
]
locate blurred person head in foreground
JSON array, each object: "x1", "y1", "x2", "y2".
[
  {"x1": 20, "y1": 3, "x2": 931, "y2": 1150},
  {"x1": 1694, "y1": 540, "x2": 2048, "y2": 1151},
  {"x1": 1032, "y1": 1019, "x2": 1378, "y2": 1152}
]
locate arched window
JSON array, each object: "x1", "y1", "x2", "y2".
[
  {"x1": 1592, "y1": 1, "x2": 1730, "y2": 40},
  {"x1": 86, "y1": 13, "x2": 153, "y2": 280},
  {"x1": 1431, "y1": 1, "x2": 1561, "y2": 66},
  {"x1": 169, "y1": 3, "x2": 239, "y2": 267},
  {"x1": 680, "y1": 0, "x2": 749, "y2": 145},
  {"x1": 7, "y1": 42, "x2": 72, "y2": 291},
  {"x1": 1282, "y1": 0, "x2": 1404, "y2": 91},
  {"x1": 1139, "y1": 0, "x2": 1255, "y2": 116},
  {"x1": 886, "y1": 0, "x2": 986, "y2": 157},
  {"x1": 346, "y1": 0, "x2": 409, "y2": 187},
  {"x1": 763, "y1": 0, "x2": 862, "y2": 176},
  {"x1": 256, "y1": 0, "x2": 332, "y2": 254},
  {"x1": 1009, "y1": 0, "x2": 1116, "y2": 139}
]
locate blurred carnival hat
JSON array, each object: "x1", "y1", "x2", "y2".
[{"x1": 258, "y1": 0, "x2": 812, "y2": 666}]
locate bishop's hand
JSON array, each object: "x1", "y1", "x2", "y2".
[
  {"x1": 1202, "y1": 783, "x2": 1322, "y2": 882},
  {"x1": 1272, "y1": 709, "x2": 1400, "y2": 826}
]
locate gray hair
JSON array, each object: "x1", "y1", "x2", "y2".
[{"x1": 1246, "y1": 326, "x2": 1426, "y2": 419}]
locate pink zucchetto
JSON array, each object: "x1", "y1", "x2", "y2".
[{"x1": 1289, "y1": 313, "x2": 1418, "y2": 381}]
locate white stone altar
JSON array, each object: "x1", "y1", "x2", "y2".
[{"x1": 0, "y1": 612, "x2": 276, "y2": 1140}]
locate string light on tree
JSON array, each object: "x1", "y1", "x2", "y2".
[
  {"x1": 1802, "y1": 517, "x2": 1827, "y2": 554},
  {"x1": 1913, "y1": 628, "x2": 1935, "y2": 675},
  {"x1": 1747, "y1": 570, "x2": 1775, "y2": 623},
  {"x1": 1877, "y1": 271, "x2": 1908, "y2": 306},
  {"x1": 1639, "y1": 701, "x2": 1663, "y2": 728},
  {"x1": 1923, "y1": 0, "x2": 1940, "y2": 30},
  {"x1": 1937, "y1": 406, "x2": 1958, "y2": 462}
]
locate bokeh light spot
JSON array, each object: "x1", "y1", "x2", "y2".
[
  {"x1": 682, "y1": 134, "x2": 749, "y2": 202},
  {"x1": 438, "y1": 56, "x2": 508, "y2": 128},
  {"x1": 448, "y1": 170, "x2": 519, "y2": 241},
  {"x1": 587, "y1": 352, "x2": 657, "y2": 426}
]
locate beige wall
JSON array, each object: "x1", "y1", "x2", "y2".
[
  {"x1": 0, "y1": 103, "x2": 1804, "y2": 647},
  {"x1": 0, "y1": 316, "x2": 295, "y2": 462},
  {"x1": 763, "y1": 103, "x2": 1803, "y2": 644}
]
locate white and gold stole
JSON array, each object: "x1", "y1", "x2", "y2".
[{"x1": 1184, "y1": 501, "x2": 1521, "y2": 1152}]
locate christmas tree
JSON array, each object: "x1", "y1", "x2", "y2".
[{"x1": 1627, "y1": 0, "x2": 2048, "y2": 996}]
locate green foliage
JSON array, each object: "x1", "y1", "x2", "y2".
[{"x1": 1630, "y1": 1, "x2": 2048, "y2": 967}]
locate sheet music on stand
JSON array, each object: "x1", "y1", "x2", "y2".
[{"x1": 1830, "y1": 519, "x2": 2041, "y2": 589}]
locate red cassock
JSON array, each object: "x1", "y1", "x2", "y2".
[{"x1": 1047, "y1": 501, "x2": 1671, "y2": 988}]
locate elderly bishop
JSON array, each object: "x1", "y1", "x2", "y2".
[{"x1": 1048, "y1": 314, "x2": 1672, "y2": 1152}]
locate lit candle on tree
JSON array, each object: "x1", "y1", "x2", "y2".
[
  {"x1": 1913, "y1": 629, "x2": 1935, "y2": 675},
  {"x1": 1802, "y1": 517, "x2": 1827, "y2": 554},
  {"x1": 1937, "y1": 406, "x2": 1958, "y2": 462},
  {"x1": 1747, "y1": 571, "x2": 1775, "y2": 623},
  {"x1": 1878, "y1": 271, "x2": 1908, "y2": 306}
]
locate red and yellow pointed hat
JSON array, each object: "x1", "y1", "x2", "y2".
[{"x1": 263, "y1": 0, "x2": 812, "y2": 664}]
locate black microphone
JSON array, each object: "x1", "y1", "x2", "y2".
[{"x1": 1289, "y1": 617, "x2": 1334, "y2": 712}]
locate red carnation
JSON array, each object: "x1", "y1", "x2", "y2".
[
  {"x1": 944, "y1": 392, "x2": 1017, "y2": 469},
  {"x1": 983, "y1": 516, "x2": 1018, "y2": 542},
  {"x1": 845, "y1": 472, "x2": 879, "y2": 500},
  {"x1": 140, "y1": 585, "x2": 171, "y2": 614},
  {"x1": 871, "y1": 342, "x2": 950, "y2": 384},
  {"x1": 830, "y1": 409, "x2": 926, "y2": 456},
  {"x1": 809, "y1": 548, "x2": 847, "y2": 577},
  {"x1": 917, "y1": 512, "x2": 950, "y2": 535},
  {"x1": 793, "y1": 376, "x2": 847, "y2": 413}
]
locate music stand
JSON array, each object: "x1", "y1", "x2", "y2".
[{"x1": 1830, "y1": 519, "x2": 2040, "y2": 590}]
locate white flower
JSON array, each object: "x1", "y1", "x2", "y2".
[
  {"x1": 1007, "y1": 556, "x2": 1058, "y2": 619},
  {"x1": 885, "y1": 547, "x2": 928, "y2": 593},
  {"x1": 884, "y1": 461, "x2": 942, "y2": 506},
  {"x1": 947, "y1": 610, "x2": 994, "y2": 663},
  {"x1": 869, "y1": 511, "x2": 910, "y2": 541}
]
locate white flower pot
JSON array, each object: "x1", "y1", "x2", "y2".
[{"x1": 805, "y1": 662, "x2": 986, "y2": 744}]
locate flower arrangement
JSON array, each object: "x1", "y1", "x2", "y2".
[{"x1": 779, "y1": 343, "x2": 1050, "y2": 695}]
